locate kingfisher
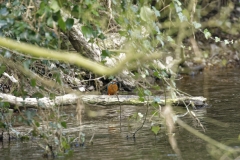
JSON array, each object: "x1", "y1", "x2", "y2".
[{"x1": 107, "y1": 78, "x2": 118, "y2": 95}]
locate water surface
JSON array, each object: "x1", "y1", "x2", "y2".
[{"x1": 1, "y1": 69, "x2": 240, "y2": 159}]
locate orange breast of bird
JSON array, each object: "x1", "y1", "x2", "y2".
[{"x1": 107, "y1": 82, "x2": 118, "y2": 95}]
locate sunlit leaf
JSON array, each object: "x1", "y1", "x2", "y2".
[
  {"x1": 203, "y1": 29, "x2": 211, "y2": 39},
  {"x1": 174, "y1": 0, "x2": 182, "y2": 6},
  {"x1": 138, "y1": 112, "x2": 143, "y2": 118},
  {"x1": 167, "y1": 36, "x2": 174, "y2": 42},
  {"x1": 215, "y1": 37, "x2": 220, "y2": 42},
  {"x1": 224, "y1": 40, "x2": 229, "y2": 45},
  {"x1": 192, "y1": 21, "x2": 201, "y2": 29},
  {"x1": 50, "y1": 0, "x2": 60, "y2": 12},
  {"x1": 140, "y1": 6, "x2": 154, "y2": 22},
  {"x1": 151, "y1": 126, "x2": 160, "y2": 135}
]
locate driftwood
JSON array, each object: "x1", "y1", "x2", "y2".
[{"x1": 0, "y1": 93, "x2": 207, "y2": 109}]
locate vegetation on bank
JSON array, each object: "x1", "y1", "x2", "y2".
[{"x1": 0, "y1": 0, "x2": 239, "y2": 159}]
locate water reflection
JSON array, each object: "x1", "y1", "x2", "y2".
[{"x1": 0, "y1": 70, "x2": 240, "y2": 159}]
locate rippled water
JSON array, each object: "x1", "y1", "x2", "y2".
[{"x1": 1, "y1": 69, "x2": 240, "y2": 160}]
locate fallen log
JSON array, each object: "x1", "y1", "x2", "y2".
[{"x1": 0, "y1": 93, "x2": 207, "y2": 108}]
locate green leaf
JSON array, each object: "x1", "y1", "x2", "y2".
[
  {"x1": 50, "y1": 0, "x2": 60, "y2": 12},
  {"x1": 156, "y1": 35, "x2": 164, "y2": 46},
  {"x1": 65, "y1": 18, "x2": 74, "y2": 30},
  {"x1": 166, "y1": 36, "x2": 173, "y2": 42},
  {"x1": 32, "y1": 92, "x2": 44, "y2": 98},
  {"x1": 81, "y1": 26, "x2": 93, "y2": 38},
  {"x1": 154, "y1": 97, "x2": 161, "y2": 103},
  {"x1": 47, "y1": 16, "x2": 54, "y2": 28},
  {"x1": 224, "y1": 40, "x2": 229, "y2": 45},
  {"x1": 35, "y1": 121, "x2": 40, "y2": 127},
  {"x1": 144, "y1": 89, "x2": 152, "y2": 96},
  {"x1": 101, "y1": 50, "x2": 110, "y2": 58},
  {"x1": 151, "y1": 126, "x2": 160, "y2": 135},
  {"x1": 30, "y1": 79, "x2": 36, "y2": 87},
  {"x1": 23, "y1": 60, "x2": 32, "y2": 70},
  {"x1": 203, "y1": 29, "x2": 211, "y2": 39},
  {"x1": 215, "y1": 37, "x2": 220, "y2": 42},
  {"x1": 98, "y1": 33, "x2": 106, "y2": 40},
  {"x1": 192, "y1": 21, "x2": 201, "y2": 29},
  {"x1": 152, "y1": 6, "x2": 160, "y2": 17},
  {"x1": 0, "y1": 20, "x2": 8, "y2": 28},
  {"x1": 0, "y1": 7, "x2": 9, "y2": 16},
  {"x1": 140, "y1": 6, "x2": 154, "y2": 22},
  {"x1": 61, "y1": 121, "x2": 67, "y2": 128},
  {"x1": 58, "y1": 17, "x2": 66, "y2": 31},
  {"x1": 174, "y1": 0, "x2": 182, "y2": 6},
  {"x1": 49, "y1": 93, "x2": 56, "y2": 100},
  {"x1": 0, "y1": 65, "x2": 6, "y2": 76},
  {"x1": 139, "y1": 97, "x2": 145, "y2": 102}
]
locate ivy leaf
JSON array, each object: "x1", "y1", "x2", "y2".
[
  {"x1": 215, "y1": 37, "x2": 220, "y2": 42},
  {"x1": 151, "y1": 126, "x2": 160, "y2": 135},
  {"x1": 65, "y1": 18, "x2": 74, "y2": 30},
  {"x1": 224, "y1": 39, "x2": 229, "y2": 45},
  {"x1": 192, "y1": 21, "x2": 201, "y2": 29},
  {"x1": 203, "y1": 29, "x2": 211, "y2": 39}
]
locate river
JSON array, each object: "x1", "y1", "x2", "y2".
[{"x1": 1, "y1": 69, "x2": 240, "y2": 159}]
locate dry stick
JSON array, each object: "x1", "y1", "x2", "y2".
[{"x1": 132, "y1": 96, "x2": 150, "y2": 138}]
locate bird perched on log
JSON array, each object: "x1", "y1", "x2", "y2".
[{"x1": 107, "y1": 78, "x2": 118, "y2": 95}]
